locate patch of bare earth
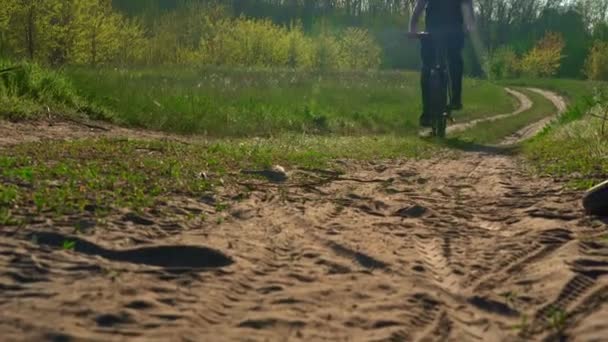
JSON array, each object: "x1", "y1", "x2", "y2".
[
  {"x1": 0, "y1": 118, "x2": 196, "y2": 147},
  {"x1": 1, "y1": 90, "x2": 607, "y2": 341}
]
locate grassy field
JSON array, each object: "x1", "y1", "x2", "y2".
[{"x1": 66, "y1": 67, "x2": 515, "y2": 136}]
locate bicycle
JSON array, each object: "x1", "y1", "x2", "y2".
[
  {"x1": 583, "y1": 180, "x2": 608, "y2": 216},
  {"x1": 411, "y1": 32, "x2": 453, "y2": 138}
]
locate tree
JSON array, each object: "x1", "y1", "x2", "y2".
[
  {"x1": 585, "y1": 41, "x2": 608, "y2": 80},
  {"x1": 71, "y1": 0, "x2": 125, "y2": 65},
  {"x1": 0, "y1": 0, "x2": 15, "y2": 56},
  {"x1": 520, "y1": 32, "x2": 565, "y2": 77},
  {"x1": 3, "y1": 0, "x2": 68, "y2": 61}
]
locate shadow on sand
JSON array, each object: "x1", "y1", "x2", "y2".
[
  {"x1": 438, "y1": 137, "x2": 520, "y2": 156},
  {"x1": 28, "y1": 231, "x2": 234, "y2": 270}
]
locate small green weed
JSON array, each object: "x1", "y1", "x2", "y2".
[
  {"x1": 501, "y1": 291, "x2": 518, "y2": 306},
  {"x1": 547, "y1": 307, "x2": 567, "y2": 333},
  {"x1": 215, "y1": 203, "x2": 229, "y2": 212},
  {"x1": 0, "y1": 208, "x2": 17, "y2": 226},
  {"x1": 0, "y1": 184, "x2": 18, "y2": 206},
  {"x1": 513, "y1": 314, "x2": 529, "y2": 332},
  {"x1": 62, "y1": 240, "x2": 76, "y2": 251}
]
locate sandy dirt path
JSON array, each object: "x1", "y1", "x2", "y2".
[
  {"x1": 447, "y1": 88, "x2": 533, "y2": 135},
  {"x1": 1, "y1": 90, "x2": 607, "y2": 341}
]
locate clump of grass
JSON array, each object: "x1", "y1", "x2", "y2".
[
  {"x1": 62, "y1": 240, "x2": 76, "y2": 251},
  {"x1": 524, "y1": 92, "x2": 608, "y2": 190},
  {"x1": 547, "y1": 307, "x2": 568, "y2": 333},
  {"x1": 513, "y1": 314, "x2": 529, "y2": 333},
  {"x1": 0, "y1": 60, "x2": 110, "y2": 121}
]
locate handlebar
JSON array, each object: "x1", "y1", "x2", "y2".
[{"x1": 407, "y1": 31, "x2": 432, "y2": 40}]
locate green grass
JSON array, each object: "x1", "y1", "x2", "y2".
[
  {"x1": 62, "y1": 240, "x2": 76, "y2": 251},
  {"x1": 0, "y1": 134, "x2": 442, "y2": 222},
  {"x1": 515, "y1": 79, "x2": 608, "y2": 190},
  {"x1": 0, "y1": 60, "x2": 109, "y2": 121},
  {"x1": 65, "y1": 67, "x2": 515, "y2": 137},
  {"x1": 500, "y1": 78, "x2": 604, "y2": 102},
  {"x1": 451, "y1": 88, "x2": 556, "y2": 145},
  {"x1": 524, "y1": 113, "x2": 608, "y2": 189}
]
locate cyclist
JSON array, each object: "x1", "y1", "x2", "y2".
[{"x1": 408, "y1": 0, "x2": 475, "y2": 127}]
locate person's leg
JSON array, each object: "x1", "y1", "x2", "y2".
[
  {"x1": 420, "y1": 37, "x2": 435, "y2": 127},
  {"x1": 447, "y1": 33, "x2": 464, "y2": 109}
]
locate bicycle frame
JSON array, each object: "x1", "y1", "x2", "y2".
[{"x1": 415, "y1": 32, "x2": 452, "y2": 137}]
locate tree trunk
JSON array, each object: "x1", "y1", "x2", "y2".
[{"x1": 26, "y1": 4, "x2": 35, "y2": 59}]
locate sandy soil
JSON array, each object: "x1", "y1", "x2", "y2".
[
  {"x1": 0, "y1": 118, "x2": 196, "y2": 147},
  {"x1": 1, "y1": 90, "x2": 607, "y2": 341}
]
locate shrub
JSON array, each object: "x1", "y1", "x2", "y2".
[
  {"x1": 313, "y1": 33, "x2": 343, "y2": 70},
  {"x1": 339, "y1": 28, "x2": 382, "y2": 70},
  {"x1": 584, "y1": 41, "x2": 608, "y2": 81},
  {"x1": 283, "y1": 22, "x2": 314, "y2": 69},
  {"x1": 200, "y1": 17, "x2": 293, "y2": 67},
  {"x1": 520, "y1": 32, "x2": 565, "y2": 78},
  {"x1": 484, "y1": 46, "x2": 520, "y2": 80}
]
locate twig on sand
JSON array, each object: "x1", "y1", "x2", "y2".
[{"x1": 63, "y1": 117, "x2": 112, "y2": 131}]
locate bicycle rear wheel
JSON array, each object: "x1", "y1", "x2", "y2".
[
  {"x1": 428, "y1": 68, "x2": 448, "y2": 138},
  {"x1": 583, "y1": 180, "x2": 608, "y2": 216}
]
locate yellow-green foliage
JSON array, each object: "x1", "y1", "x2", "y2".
[
  {"x1": 485, "y1": 46, "x2": 520, "y2": 79},
  {"x1": 0, "y1": 0, "x2": 15, "y2": 48},
  {"x1": 143, "y1": 3, "x2": 226, "y2": 65},
  {"x1": 0, "y1": 1, "x2": 381, "y2": 70},
  {"x1": 339, "y1": 28, "x2": 382, "y2": 70},
  {"x1": 584, "y1": 41, "x2": 608, "y2": 81},
  {"x1": 284, "y1": 23, "x2": 315, "y2": 69},
  {"x1": 0, "y1": 0, "x2": 144, "y2": 65},
  {"x1": 201, "y1": 17, "x2": 291, "y2": 67},
  {"x1": 313, "y1": 33, "x2": 343, "y2": 70},
  {"x1": 198, "y1": 19, "x2": 381, "y2": 70},
  {"x1": 520, "y1": 32, "x2": 565, "y2": 78}
]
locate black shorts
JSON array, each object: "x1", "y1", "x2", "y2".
[{"x1": 420, "y1": 32, "x2": 464, "y2": 68}]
